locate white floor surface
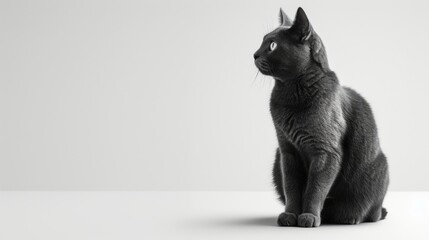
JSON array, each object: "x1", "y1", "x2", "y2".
[{"x1": 0, "y1": 191, "x2": 427, "y2": 240}]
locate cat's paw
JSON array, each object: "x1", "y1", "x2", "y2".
[
  {"x1": 298, "y1": 213, "x2": 320, "y2": 227},
  {"x1": 277, "y1": 212, "x2": 298, "y2": 226}
]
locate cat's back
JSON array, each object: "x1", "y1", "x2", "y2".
[
  {"x1": 341, "y1": 86, "x2": 378, "y2": 131},
  {"x1": 340, "y1": 86, "x2": 382, "y2": 161}
]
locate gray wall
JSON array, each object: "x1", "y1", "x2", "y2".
[{"x1": 1, "y1": 0, "x2": 428, "y2": 190}]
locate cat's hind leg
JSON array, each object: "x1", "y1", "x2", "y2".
[
  {"x1": 364, "y1": 205, "x2": 387, "y2": 222},
  {"x1": 321, "y1": 198, "x2": 366, "y2": 225}
]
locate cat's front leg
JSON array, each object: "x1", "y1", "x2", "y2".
[
  {"x1": 276, "y1": 139, "x2": 306, "y2": 226},
  {"x1": 298, "y1": 151, "x2": 341, "y2": 227}
]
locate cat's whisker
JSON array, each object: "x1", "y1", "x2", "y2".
[{"x1": 252, "y1": 69, "x2": 260, "y2": 86}]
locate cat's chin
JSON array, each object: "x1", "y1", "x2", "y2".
[{"x1": 258, "y1": 70, "x2": 272, "y2": 76}]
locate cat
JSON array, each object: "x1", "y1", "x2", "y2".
[{"x1": 253, "y1": 7, "x2": 389, "y2": 227}]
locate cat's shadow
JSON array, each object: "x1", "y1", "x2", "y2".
[
  {"x1": 206, "y1": 216, "x2": 278, "y2": 227},
  {"x1": 230, "y1": 216, "x2": 277, "y2": 226},
  {"x1": 202, "y1": 216, "x2": 363, "y2": 228}
]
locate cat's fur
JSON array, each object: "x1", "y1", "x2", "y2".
[{"x1": 253, "y1": 8, "x2": 389, "y2": 227}]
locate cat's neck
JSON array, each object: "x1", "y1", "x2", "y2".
[{"x1": 270, "y1": 65, "x2": 338, "y2": 108}]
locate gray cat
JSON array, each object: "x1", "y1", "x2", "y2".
[{"x1": 253, "y1": 7, "x2": 389, "y2": 227}]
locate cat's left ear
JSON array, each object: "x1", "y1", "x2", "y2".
[
  {"x1": 291, "y1": 7, "x2": 312, "y2": 42},
  {"x1": 279, "y1": 8, "x2": 292, "y2": 26}
]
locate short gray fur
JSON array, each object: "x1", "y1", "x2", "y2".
[{"x1": 253, "y1": 8, "x2": 389, "y2": 227}]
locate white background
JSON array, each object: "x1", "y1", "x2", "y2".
[{"x1": 1, "y1": 0, "x2": 428, "y2": 191}]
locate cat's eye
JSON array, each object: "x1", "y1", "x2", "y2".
[{"x1": 270, "y1": 42, "x2": 277, "y2": 51}]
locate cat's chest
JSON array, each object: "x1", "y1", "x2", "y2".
[
  {"x1": 270, "y1": 106, "x2": 313, "y2": 144},
  {"x1": 271, "y1": 107, "x2": 308, "y2": 134}
]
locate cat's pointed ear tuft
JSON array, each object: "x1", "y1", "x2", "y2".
[
  {"x1": 292, "y1": 7, "x2": 312, "y2": 42},
  {"x1": 279, "y1": 8, "x2": 292, "y2": 26}
]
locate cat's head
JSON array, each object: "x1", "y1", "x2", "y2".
[{"x1": 253, "y1": 8, "x2": 329, "y2": 81}]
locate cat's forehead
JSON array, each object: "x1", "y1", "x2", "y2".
[{"x1": 263, "y1": 26, "x2": 291, "y2": 40}]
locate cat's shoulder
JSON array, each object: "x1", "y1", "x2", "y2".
[
  {"x1": 341, "y1": 86, "x2": 371, "y2": 107},
  {"x1": 340, "y1": 86, "x2": 375, "y2": 121}
]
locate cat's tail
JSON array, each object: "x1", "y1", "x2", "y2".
[{"x1": 381, "y1": 207, "x2": 388, "y2": 220}]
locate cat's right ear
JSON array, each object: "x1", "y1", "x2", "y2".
[
  {"x1": 291, "y1": 7, "x2": 312, "y2": 42},
  {"x1": 279, "y1": 8, "x2": 292, "y2": 27}
]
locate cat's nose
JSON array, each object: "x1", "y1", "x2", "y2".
[{"x1": 253, "y1": 52, "x2": 260, "y2": 60}]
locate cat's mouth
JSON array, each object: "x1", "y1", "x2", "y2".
[{"x1": 255, "y1": 59, "x2": 273, "y2": 76}]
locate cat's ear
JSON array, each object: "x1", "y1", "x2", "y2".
[
  {"x1": 291, "y1": 7, "x2": 312, "y2": 42},
  {"x1": 279, "y1": 8, "x2": 292, "y2": 26}
]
